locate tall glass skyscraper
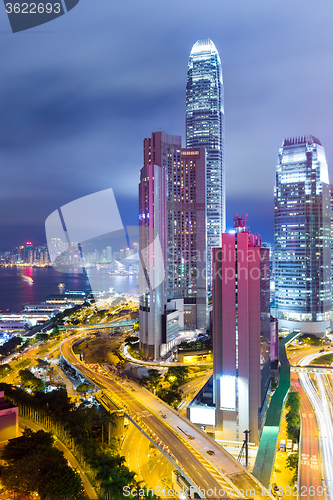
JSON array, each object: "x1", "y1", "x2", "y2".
[
  {"x1": 143, "y1": 131, "x2": 207, "y2": 332},
  {"x1": 138, "y1": 162, "x2": 168, "y2": 359},
  {"x1": 274, "y1": 136, "x2": 332, "y2": 337},
  {"x1": 186, "y1": 39, "x2": 225, "y2": 290}
]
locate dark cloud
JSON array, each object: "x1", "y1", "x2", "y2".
[{"x1": 1, "y1": 0, "x2": 333, "y2": 249}]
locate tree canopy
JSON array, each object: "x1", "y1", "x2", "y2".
[
  {"x1": 19, "y1": 369, "x2": 45, "y2": 392},
  {"x1": 164, "y1": 366, "x2": 189, "y2": 387},
  {"x1": 1, "y1": 428, "x2": 85, "y2": 499},
  {"x1": 0, "y1": 336, "x2": 22, "y2": 358}
]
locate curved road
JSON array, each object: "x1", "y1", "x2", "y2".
[
  {"x1": 291, "y1": 373, "x2": 323, "y2": 500},
  {"x1": 61, "y1": 336, "x2": 274, "y2": 500},
  {"x1": 298, "y1": 351, "x2": 333, "y2": 367},
  {"x1": 121, "y1": 423, "x2": 174, "y2": 495}
]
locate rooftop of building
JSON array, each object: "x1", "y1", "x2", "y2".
[
  {"x1": 190, "y1": 38, "x2": 218, "y2": 55},
  {"x1": 282, "y1": 135, "x2": 321, "y2": 147},
  {"x1": 0, "y1": 391, "x2": 17, "y2": 411}
]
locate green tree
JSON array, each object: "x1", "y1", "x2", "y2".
[
  {"x1": 285, "y1": 391, "x2": 300, "y2": 440},
  {"x1": 1, "y1": 455, "x2": 40, "y2": 495},
  {"x1": 36, "y1": 332, "x2": 49, "y2": 342},
  {"x1": 36, "y1": 358, "x2": 50, "y2": 369},
  {"x1": 38, "y1": 460, "x2": 85, "y2": 499},
  {"x1": 2, "y1": 428, "x2": 53, "y2": 464},
  {"x1": 1, "y1": 429, "x2": 84, "y2": 499},
  {"x1": 98, "y1": 464, "x2": 138, "y2": 498},
  {"x1": 286, "y1": 411, "x2": 299, "y2": 427},
  {"x1": 287, "y1": 423, "x2": 300, "y2": 440},
  {"x1": 50, "y1": 326, "x2": 60, "y2": 337},
  {"x1": 165, "y1": 366, "x2": 189, "y2": 387},
  {"x1": 76, "y1": 382, "x2": 93, "y2": 397},
  {"x1": 157, "y1": 387, "x2": 183, "y2": 408},
  {"x1": 0, "y1": 336, "x2": 22, "y2": 357},
  {"x1": 19, "y1": 369, "x2": 45, "y2": 392},
  {"x1": 100, "y1": 411, "x2": 117, "y2": 446},
  {"x1": 147, "y1": 369, "x2": 162, "y2": 390},
  {"x1": 286, "y1": 452, "x2": 299, "y2": 485},
  {"x1": 0, "y1": 363, "x2": 11, "y2": 376},
  {"x1": 286, "y1": 391, "x2": 300, "y2": 411},
  {"x1": 286, "y1": 452, "x2": 299, "y2": 470}
]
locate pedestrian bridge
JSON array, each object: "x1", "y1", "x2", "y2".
[{"x1": 252, "y1": 330, "x2": 301, "y2": 488}]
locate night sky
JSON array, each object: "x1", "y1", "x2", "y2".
[{"x1": 1, "y1": 0, "x2": 333, "y2": 250}]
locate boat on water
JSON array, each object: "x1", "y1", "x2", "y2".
[
  {"x1": 58, "y1": 283, "x2": 65, "y2": 290},
  {"x1": 22, "y1": 275, "x2": 33, "y2": 284}
]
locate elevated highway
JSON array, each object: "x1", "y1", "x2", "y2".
[
  {"x1": 61, "y1": 335, "x2": 274, "y2": 499},
  {"x1": 59, "y1": 318, "x2": 135, "y2": 332}
]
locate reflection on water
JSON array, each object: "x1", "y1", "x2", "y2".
[{"x1": 0, "y1": 266, "x2": 138, "y2": 312}]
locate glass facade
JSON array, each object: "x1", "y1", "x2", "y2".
[
  {"x1": 274, "y1": 136, "x2": 331, "y2": 330},
  {"x1": 138, "y1": 163, "x2": 168, "y2": 359},
  {"x1": 186, "y1": 39, "x2": 225, "y2": 290},
  {"x1": 167, "y1": 148, "x2": 207, "y2": 329},
  {"x1": 144, "y1": 132, "x2": 207, "y2": 330}
]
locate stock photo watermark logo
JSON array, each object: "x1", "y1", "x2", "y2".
[
  {"x1": 3, "y1": 0, "x2": 79, "y2": 33},
  {"x1": 45, "y1": 188, "x2": 165, "y2": 302}
]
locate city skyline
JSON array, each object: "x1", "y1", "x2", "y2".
[
  {"x1": 2, "y1": 0, "x2": 333, "y2": 249},
  {"x1": 3, "y1": 2, "x2": 333, "y2": 497}
]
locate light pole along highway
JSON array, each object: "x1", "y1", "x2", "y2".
[{"x1": 61, "y1": 335, "x2": 275, "y2": 500}]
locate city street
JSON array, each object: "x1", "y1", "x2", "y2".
[
  {"x1": 121, "y1": 423, "x2": 174, "y2": 496},
  {"x1": 291, "y1": 373, "x2": 323, "y2": 499},
  {"x1": 61, "y1": 335, "x2": 274, "y2": 499},
  {"x1": 293, "y1": 368, "x2": 333, "y2": 499}
]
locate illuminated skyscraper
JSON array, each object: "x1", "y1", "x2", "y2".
[
  {"x1": 138, "y1": 162, "x2": 168, "y2": 359},
  {"x1": 274, "y1": 136, "x2": 331, "y2": 336},
  {"x1": 143, "y1": 131, "x2": 207, "y2": 332},
  {"x1": 167, "y1": 147, "x2": 207, "y2": 330},
  {"x1": 25, "y1": 242, "x2": 33, "y2": 263},
  {"x1": 186, "y1": 39, "x2": 225, "y2": 290},
  {"x1": 213, "y1": 216, "x2": 270, "y2": 444}
]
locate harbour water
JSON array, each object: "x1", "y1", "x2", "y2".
[{"x1": 0, "y1": 266, "x2": 139, "y2": 312}]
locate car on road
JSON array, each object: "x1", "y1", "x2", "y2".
[
  {"x1": 271, "y1": 483, "x2": 282, "y2": 499},
  {"x1": 207, "y1": 450, "x2": 215, "y2": 456}
]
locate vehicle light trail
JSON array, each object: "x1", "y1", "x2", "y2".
[
  {"x1": 299, "y1": 371, "x2": 333, "y2": 498},
  {"x1": 298, "y1": 351, "x2": 333, "y2": 367}
]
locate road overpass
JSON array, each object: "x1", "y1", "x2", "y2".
[
  {"x1": 61, "y1": 335, "x2": 274, "y2": 500},
  {"x1": 59, "y1": 318, "x2": 135, "y2": 332}
]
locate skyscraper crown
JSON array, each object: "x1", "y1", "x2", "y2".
[
  {"x1": 282, "y1": 135, "x2": 321, "y2": 147},
  {"x1": 190, "y1": 38, "x2": 218, "y2": 55}
]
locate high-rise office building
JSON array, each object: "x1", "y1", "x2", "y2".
[
  {"x1": 274, "y1": 136, "x2": 331, "y2": 336},
  {"x1": 139, "y1": 162, "x2": 166, "y2": 359},
  {"x1": 212, "y1": 216, "x2": 271, "y2": 445},
  {"x1": 25, "y1": 242, "x2": 33, "y2": 263},
  {"x1": 143, "y1": 131, "x2": 207, "y2": 332},
  {"x1": 139, "y1": 161, "x2": 179, "y2": 359},
  {"x1": 186, "y1": 39, "x2": 225, "y2": 290},
  {"x1": 167, "y1": 147, "x2": 207, "y2": 330},
  {"x1": 330, "y1": 186, "x2": 333, "y2": 310},
  {"x1": 106, "y1": 246, "x2": 112, "y2": 263}
]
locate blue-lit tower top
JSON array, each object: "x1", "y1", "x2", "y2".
[{"x1": 186, "y1": 39, "x2": 225, "y2": 290}]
